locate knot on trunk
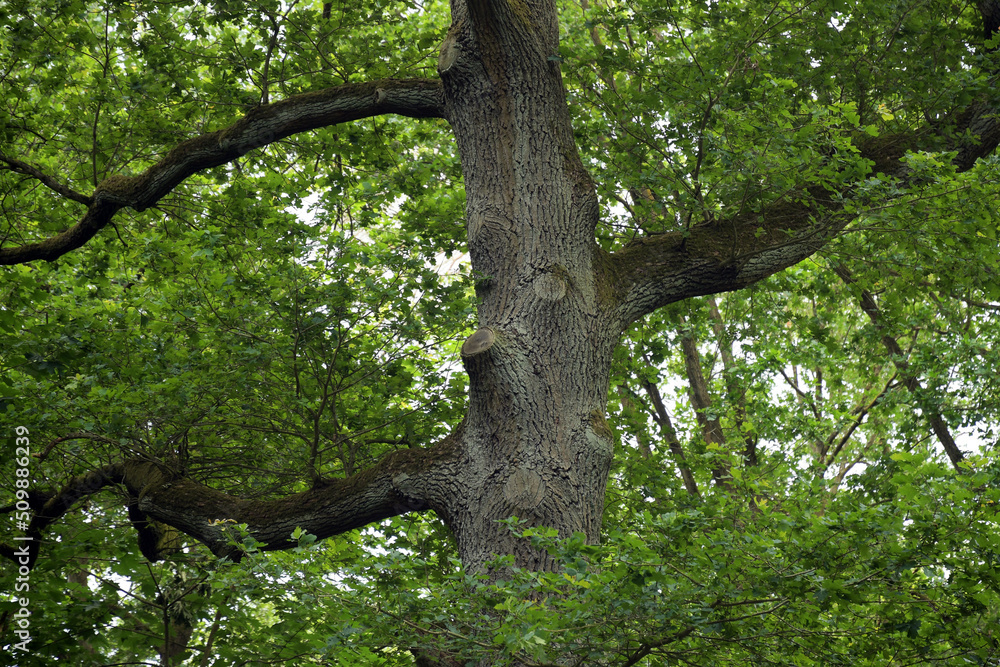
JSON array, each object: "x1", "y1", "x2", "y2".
[
  {"x1": 503, "y1": 467, "x2": 545, "y2": 510},
  {"x1": 461, "y1": 327, "x2": 496, "y2": 358},
  {"x1": 533, "y1": 271, "x2": 567, "y2": 302}
]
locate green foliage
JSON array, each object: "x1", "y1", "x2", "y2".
[
  {"x1": 149, "y1": 479, "x2": 998, "y2": 667},
  {"x1": 2, "y1": 0, "x2": 999, "y2": 664},
  {"x1": 561, "y1": 0, "x2": 992, "y2": 245}
]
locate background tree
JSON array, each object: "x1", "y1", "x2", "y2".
[{"x1": 2, "y1": 0, "x2": 999, "y2": 664}]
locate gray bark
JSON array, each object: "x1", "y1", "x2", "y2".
[{"x1": 430, "y1": 0, "x2": 616, "y2": 570}]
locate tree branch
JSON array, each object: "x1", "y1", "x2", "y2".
[
  {"x1": 611, "y1": 187, "x2": 847, "y2": 325},
  {"x1": 609, "y1": 0, "x2": 1000, "y2": 326},
  {"x1": 0, "y1": 78, "x2": 446, "y2": 266},
  {"x1": 610, "y1": 77, "x2": 1000, "y2": 326},
  {"x1": 126, "y1": 424, "x2": 462, "y2": 561},
  {"x1": 125, "y1": 446, "x2": 446, "y2": 560},
  {"x1": 0, "y1": 152, "x2": 92, "y2": 205},
  {"x1": 706, "y1": 296, "x2": 758, "y2": 466},
  {"x1": 3, "y1": 464, "x2": 126, "y2": 569},
  {"x1": 3, "y1": 424, "x2": 464, "y2": 568},
  {"x1": 637, "y1": 379, "x2": 700, "y2": 497},
  {"x1": 679, "y1": 326, "x2": 731, "y2": 489},
  {"x1": 831, "y1": 263, "x2": 965, "y2": 470}
]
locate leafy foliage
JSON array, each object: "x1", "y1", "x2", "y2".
[{"x1": 2, "y1": 0, "x2": 999, "y2": 665}]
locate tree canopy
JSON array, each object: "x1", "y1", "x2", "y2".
[{"x1": 2, "y1": 0, "x2": 1000, "y2": 665}]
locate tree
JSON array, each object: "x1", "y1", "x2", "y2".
[{"x1": 2, "y1": 0, "x2": 999, "y2": 664}]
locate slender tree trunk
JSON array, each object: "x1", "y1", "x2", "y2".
[
  {"x1": 832, "y1": 264, "x2": 965, "y2": 470},
  {"x1": 679, "y1": 323, "x2": 731, "y2": 488}
]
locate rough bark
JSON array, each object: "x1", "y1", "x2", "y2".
[
  {"x1": 128, "y1": 427, "x2": 467, "y2": 560},
  {"x1": 431, "y1": 0, "x2": 616, "y2": 572},
  {"x1": 611, "y1": 187, "x2": 851, "y2": 324}
]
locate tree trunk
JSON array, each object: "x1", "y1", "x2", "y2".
[{"x1": 428, "y1": 0, "x2": 618, "y2": 572}]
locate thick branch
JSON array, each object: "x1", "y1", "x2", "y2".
[
  {"x1": 126, "y1": 427, "x2": 462, "y2": 561},
  {"x1": 612, "y1": 79, "x2": 1000, "y2": 326},
  {"x1": 3, "y1": 426, "x2": 462, "y2": 567},
  {"x1": 610, "y1": 1, "x2": 1000, "y2": 326},
  {"x1": 611, "y1": 189, "x2": 846, "y2": 325},
  {"x1": 0, "y1": 78, "x2": 446, "y2": 265}
]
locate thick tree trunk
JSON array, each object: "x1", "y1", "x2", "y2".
[{"x1": 429, "y1": 0, "x2": 617, "y2": 572}]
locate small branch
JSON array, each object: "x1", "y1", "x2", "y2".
[
  {"x1": 635, "y1": 380, "x2": 700, "y2": 497},
  {"x1": 36, "y1": 431, "x2": 118, "y2": 461},
  {"x1": 820, "y1": 373, "x2": 896, "y2": 471},
  {"x1": 259, "y1": 1, "x2": 298, "y2": 105},
  {"x1": 0, "y1": 152, "x2": 92, "y2": 205},
  {"x1": 960, "y1": 296, "x2": 1000, "y2": 310},
  {"x1": 622, "y1": 624, "x2": 698, "y2": 667},
  {"x1": 197, "y1": 593, "x2": 231, "y2": 667}
]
